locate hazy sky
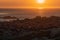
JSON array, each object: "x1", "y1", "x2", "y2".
[{"x1": 0, "y1": 0, "x2": 60, "y2": 8}]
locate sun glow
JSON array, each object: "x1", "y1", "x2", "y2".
[
  {"x1": 38, "y1": 7, "x2": 44, "y2": 9},
  {"x1": 37, "y1": 0, "x2": 45, "y2": 4}
]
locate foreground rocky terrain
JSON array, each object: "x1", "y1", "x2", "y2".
[{"x1": 0, "y1": 16, "x2": 60, "y2": 40}]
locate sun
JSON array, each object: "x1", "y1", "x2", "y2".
[{"x1": 37, "y1": 0, "x2": 45, "y2": 4}]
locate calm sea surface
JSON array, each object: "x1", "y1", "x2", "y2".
[{"x1": 0, "y1": 8, "x2": 60, "y2": 19}]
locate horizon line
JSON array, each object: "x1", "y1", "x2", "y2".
[{"x1": 0, "y1": 7, "x2": 60, "y2": 9}]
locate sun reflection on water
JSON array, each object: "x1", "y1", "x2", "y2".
[{"x1": 37, "y1": 8, "x2": 45, "y2": 17}]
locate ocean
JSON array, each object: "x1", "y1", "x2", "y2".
[{"x1": 0, "y1": 8, "x2": 60, "y2": 19}]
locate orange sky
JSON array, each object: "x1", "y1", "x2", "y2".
[{"x1": 0, "y1": 0, "x2": 60, "y2": 8}]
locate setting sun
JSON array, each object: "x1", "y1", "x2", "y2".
[
  {"x1": 37, "y1": 0, "x2": 45, "y2": 4},
  {"x1": 0, "y1": 0, "x2": 60, "y2": 8}
]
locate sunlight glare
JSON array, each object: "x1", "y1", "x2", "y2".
[
  {"x1": 38, "y1": 7, "x2": 44, "y2": 9},
  {"x1": 37, "y1": 0, "x2": 45, "y2": 4}
]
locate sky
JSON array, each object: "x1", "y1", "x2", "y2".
[{"x1": 0, "y1": 0, "x2": 60, "y2": 8}]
